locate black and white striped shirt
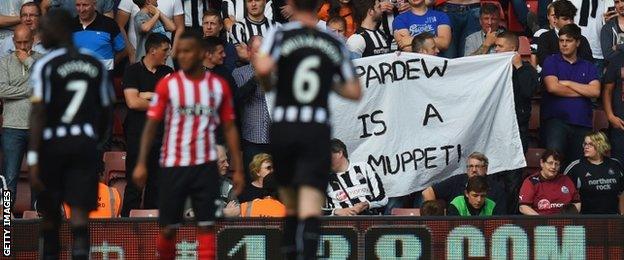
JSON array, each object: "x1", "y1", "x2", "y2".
[
  {"x1": 346, "y1": 27, "x2": 391, "y2": 58},
  {"x1": 379, "y1": 11, "x2": 398, "y2": 51},
  {"x1": 229, "y1": 16, "x2": 279, "y2": 45},
  {"x1": 323, "y1": 162, "x2": 387, "y2": 215},
  {"x1": 222, "y1": 0, "x2": 274, "y2": 23}
]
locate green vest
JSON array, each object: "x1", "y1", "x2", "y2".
[{"x1": 450, "y1": 195, "x2": 496, "y2": 216}]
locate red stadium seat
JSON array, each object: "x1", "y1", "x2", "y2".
[
  {"x1": 391, "y1": 208, "x2": 421, "y2": 216},
  {"x1": 22, "y1": 210, "x2": 40, "y2": 219},
  {"x1": 518, "y1": 36, "x2": 531, "y2": 57},
  {"x1": 129, "y1": 209, "x2": 159, "y2": 218},
  {"x1": 524, "y1": 148, "x2": 545, "y2": 178},
  {"x1": 103, "y1": 151, "x2": 126, "y2": 184},
  {"x1": 14, "y1": 179, "x2": 32, "y2": 215},
  {"x1": 593, "y1": 109, "x2": 609, "y2": 132},
  {"x1": 529, "y1": 102, "x2": 540, "y2": 130},
  {"x1": 110, "y1": 178, "x2": 127, "y2": 204}
]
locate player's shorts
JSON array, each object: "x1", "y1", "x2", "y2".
[
  {"x1": 38, "y1": 137, "x2": 99, "y2": 212},
  {"x1": 270, "y1": 122, "x2": 331, "y2": 192},
  {"x1": 158, "y1": 162, "x2": 219, "y2": 228}
]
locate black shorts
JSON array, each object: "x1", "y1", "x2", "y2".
[
  {"x1": 270, "y1": 123, "x2": 331, "y2": 191},
  {"x1": 158, "y1": 162, "x2": 219, "y2": 228},
  {"x1": 38, "y1": 137, "x2": 99, "y2": 212}
]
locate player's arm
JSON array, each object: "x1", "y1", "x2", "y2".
[{"x1": 333, "y1": 47, "x2": 362, "y2": 100}]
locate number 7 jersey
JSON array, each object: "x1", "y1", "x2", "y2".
[
  {"x1": 30, "y1": 48, "x2": 113, "y2": 140},
  {"x1": 260, "y1": 22, "x2": 356, "y2": 125}
]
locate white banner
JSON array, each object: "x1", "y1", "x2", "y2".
[{"x1": 330, "y1": 52, "x2": 526, "y2": 197}]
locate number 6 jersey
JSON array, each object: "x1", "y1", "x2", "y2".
[{"x1": 260, "y1": 22, "x2": 356, "y2": 125}]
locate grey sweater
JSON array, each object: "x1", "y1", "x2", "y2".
[
  {"x1": 601, "y1": 17, "x2": 624, "y2": 62},
  {"x1": 0, "y1": 51, "x2": 43, "y2": 129}
]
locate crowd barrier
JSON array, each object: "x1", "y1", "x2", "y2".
[{"x1": 5, "y1": 216, "x2": 624, "y2": 259}]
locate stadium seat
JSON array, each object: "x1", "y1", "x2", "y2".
[
  {"x1": 110, "y1": 178, "x2": 127, "y2": 204},
  {"x1": 518, "y1": 36, "x2": 531, "y2": 57},
  {"x1": 129, "y1": 209, "x2": 159, "y2": 218},
  {"x1": 529, "y1": 102, "x2": 540, "y2": 130},
  {"x1": 103, "y1": 151, "x2": 126, "y2": 184},
  {"x1": 391, "y1": 208, "x2": 421, "y2": 216},
  {"x1": 524, "y1": 148, "x2": 545, "y2": 178},
  {"x1": 14, "y1": 179, "x2": 32, "y2": 215},
  {"x1": 593, "y1": 109, "x2": 609, "y2": 132},
  {"x1": 22, "y1": 210, "x2": 40, "y2": 219}
]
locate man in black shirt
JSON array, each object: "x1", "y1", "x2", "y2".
[
  {"x1": 29, "y1": 9, "x2": 113, "y2": 260},
  {"x1": 121, "y1": 33, "x2": 173, "y2": 217},
  {"x1": 603, "y1": 53, "x2": 624, "y2": 164},
  {"x1": 535, "y1": 0, "x2": 594, "y2": 66},
  {"x1": 254, "y1": 0, "x2": 361, "y2": 258}
]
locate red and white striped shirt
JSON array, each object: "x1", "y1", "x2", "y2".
[{"x1": 147, "y1": 71, "x2": 235, "y2": 168}]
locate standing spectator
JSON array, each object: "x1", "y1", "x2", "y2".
[
  {"x1": 421, "y1": 152, "x2": 507, "y2": 213},
  {"x1": 411, "y1": 31, "x2": 439, "y2": 55},
  {"x1": 73, "y1": 0, "x2": 126, "y2": 72},
  {"x1": 601, "y1": 0, "x2": 624, "y2": 63},
  {"x1": 116, "y1": 0, "x2": 185, "y2": 64},
  {"x1": 448, "y1": 176, "x2": 498, "y2": 216},
  {"x1": 533, "y1": 2, "x2": 557, "y2": 39},
  {"x1": 603, "y1": 48, "x2": 624, "y2": 164},
  {"x1": 42, "y1": 0, "x2": 114, "y2": 18},
  {"x1": 323, "y1": 139, "x2": 387, "y2": 216},
  {"x1": 0, "y1": 2, "x2": 46, "y2": 59},
  {"x1": 464, "y1": 3, "x2": 501, "y2": 56},
  {"x1": 347, "y1": 0, "x2": 391, "y2": 58},
  {"x1": 435, "y1": 0, "x2": 481, "y2": 58},
  {"x1": 0, "y1": 0, "x2": 24, "y2": 41},
  {"x1": 202, "y1": 10, "x2": 237, "y2": 72},
  {"x1": 535, "y1": 0, "x2": 594, "y2": 66},
  {"x1": 202, "y1": 36, "x2": 236, "y2": 87},
  {"x1": 568, "y1": 0, "x2": 608, "y2": 75},
  {"x1": 237, "y1": 153, "x2": 274, "y2": 202},
  {"x1": 133, "y1": 0, "x2": 176, "y2": 61},
  {"x1": 222, "y1": 0, "x2": 274, "y2": 31},
  {"x1": 378, "y1": 0, "x2": 411, "y2": 51},
  {"x1": 541, "y1": 24, "x2": 600, "y2": 167},
  {"x1": 318, "y1": 0, "x2": 356, "y2": 37},
  {"x1": 564, "y1": 131, "x2": 624, "y2": 214},
  {"x1": 519, "y1": 150, "x2": 581, "y2": 215},
  {"x1": 393, "y1": 0, "x2": 451, "y2": 52},
  {"x1": 182, "y1": 0, "x2": 208, "y2": 36},
  {"x1": 121, "y1": 33, "x2": 173, "y2": 216},
  {"x1": 230, "y1": 0, "x2": 278, "y2": 61},
  {"x1": 233, "y1": 36, "x2": 271, "y2": 178},
  {"x1": 0, "y1": 24, "x2": 43, "y2": 205}
]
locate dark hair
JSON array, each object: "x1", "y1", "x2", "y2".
[
  {"x1": 496, "y1": 31, "x2": 519, "y2": 50},
  {"x1": 411, "y1": 32, "x2": 435, "y2": 53},
  {"x1": 203, "y1": 36, "x2": 225, "y2": 53},
  {"x1": 352, "y1": 0, "x2": 376, "y2": 25},
  {"x1": 327, "y1": 15, "x2": 347, "y2": 28},
  {"x1": 202, "y1": 9, "x2": 223, "y2": 25},
  {"x1": 20, "y1": 2, "x2": 41, "y2": 16},
  {"x1": 330, "y1": 138, "x2": 348, "y2": 159},
  {"x1": 39, "y1": 9, "x2": 74, "y2": 49},
  {"x1": 560, "y1": 203, "x2": 579, "y2": 215},
  {"x1": 132, "y1": 0, "x2": 147, "y2": 8},
  {"x1": 540, "y1": 149, "x2": 563, "y2": 164},
  {"x1": 558, "y1": 23, "x2": 582, "y2": 40},
  {"x1": 421, "y1": 200, "x2": 446, "y2": 216},
  {"x1": 480, "y1": 3, "x2": 499, "y2": 17},
  {"x1": 465, "y1": 176, "x2": 489, "y2": 193},
  {"x1": 553, "y1": 0, "x2": 577, "y2": 20},
  {"x1": 145, "y1": 33, "x2": 170, "y2": 53},
  {"x1": 291, "y1": 0, "x2": 322, "y2": 12}
]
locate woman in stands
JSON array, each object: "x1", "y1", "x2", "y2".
[
  {"x1": 518, "y1": 150, "x2": 581, "y2": 215},
  {"x1": 564, "y1": 132, "x2": 624, "y2": 214},
  {"x1": 237, "y1": 153, "x2": 274, "y2": 203}
]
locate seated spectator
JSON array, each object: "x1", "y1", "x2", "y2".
[
  {"x1": 0, "y1": 0, "x2": 27, "y2": 40},
  {"x1": 202, "y1": 10, "x2": 237, "y2": 72},
  {"x1": 323, "y1": 139, "x2": 387, "y2": 216},
  {"x1": 435, "y1": 0, "x2": 479, "y2": 58},
  {"x1": 318, "y1": 0, "x2": 356, "y2": 37},
  {"x1": 346, "y1": 0, "x2": 390, "y2": 58},
  {"x1": 422, "y1": 152, "x2": 507, "y2": 213},
  {"x1": 72, "y1": 0, "x2": 126, "y2": 72},
  {"x1": 564, "y1": 131, "x2": 624, "y2": 214},
  {"x1": 464, "y1": 3, "x2": 502, "y2": 56},
  {"x1": 519, "y1": 150, "x2": 581, "y2": 215},
  {"x1": 0, "y1": 2, "x2": 46, "y2": 58},
  {"x1": 230, "y1": 0, "x2": 278, "y2": 61},
  {"x1": 535, "y1": 0, "x2": 594, "y2": 66},
  {"x1": 541, "y1": 24, "x2": 600, "y2": 167},
  {"x1": 237, "y1": 153, "x2": 274, "y2": 203},
  {"x1": 411, "y1": 32, "x2": 439, "y2": 55},
  {"x1": 132, "y1": 0, "x2": 176, "y2": 61},
  {"x1": 448, "y1": 176, "x2": 498, "y2": 216},
  {"x1": 63, "y1": 181, "x2": 122, "y2": 218},
  {"x1": 223, "y1": 173, "x2": 286, "y2": 217},
  {"x1": 392, "y1": 0, "x2": 451, "y2": 52},
  {"x1": 0, "y1": 24, "x2": 44, "y2": 207},
  {"x1": 601, "y1": 0, "x2": 624, "y2": 63},
  {"x1": 420, "y1": 199, "x2": 445, "y2": 216},
  {"x1": 327, "y1": 15, "x2": 347, "y2": 40}
]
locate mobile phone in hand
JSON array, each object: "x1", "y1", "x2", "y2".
[{"x1": 609, "y1": 6, "x2": 616, "y2": 12}]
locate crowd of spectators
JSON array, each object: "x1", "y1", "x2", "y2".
[{"x1": 0, "y1": 0, "x2": 623, "y2": 219}]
